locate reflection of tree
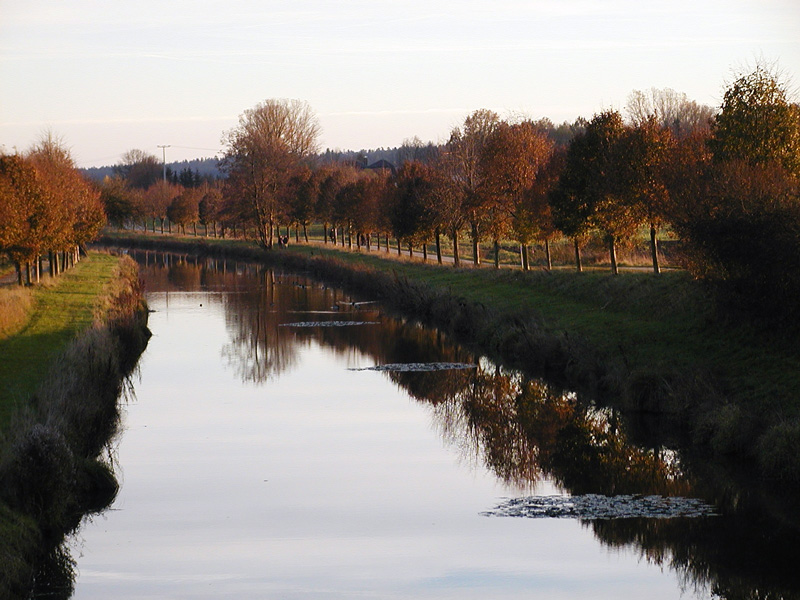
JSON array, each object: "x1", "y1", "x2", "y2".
[
  {"x1": 221, "y1": 272, "x2": 298, "y2": 383},
  {"x1": 130, "y1": 250, "x2": 800, "y2": 600}
]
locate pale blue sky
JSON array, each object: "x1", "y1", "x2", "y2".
[{"x1": 1, "y1": 0, "x2": 798, "y2": 167}]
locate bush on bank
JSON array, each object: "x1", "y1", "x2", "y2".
[{"x1": 0, "y1": 255, "x2": 150, "y2": 599}]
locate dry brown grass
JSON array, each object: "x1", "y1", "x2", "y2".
[{"x1": 0, "y1": 287, "x2": 34, "y2": 340}]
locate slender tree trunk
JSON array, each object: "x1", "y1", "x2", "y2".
[
  {"x1": 435, "y1": 230, "x2": 442, "y2": 264},
  {"x1": 48, "y1": 251, "x2": 55, "y2": 277},
  {"x1": 471, "y1": 221, "x2": 481, "y2": 266},
  {"x1": 303, "y1": 224, "x2": 309, "y2": 243},
  {"x1": 408, "y1": 243, "x2": 413, "y2": 258},
  {"x1": 452, "y1": 228, "x2": 460, "y2": 267},
  {"x1": 609, "y1": 236, "x2": 619, "y2": 275},
  {"x1": 347, "y1": 222, "x2": 352, "y2": 248},
  {"x1": 545, "y1": 238, "x2": 552, "y2": 271},
  {"x1": 574, "y1": 239, "x2": 583, "y2": 273},
  {"x1": 193, "y1": 222, "x2": 197, "y2": 236},
  {"x1": 295, "y1": 226, "x2": 300, "y2": 243},
  {"x1": 268, "y1": 217, "x2": 274, "y2": 248},
  {"x1": 15, "y1": 262, "x2": 22, "y2": 286},
  {"x1": 650, "y1": 224, "x2": 661, "y2": 274},
  {"x1": 396, "y1": 239, "x2": 402, "y2": 256},
  {"x1": 422, "y1": 241, "x2": 427, "y2": 261},
  {"x1": 385, "y1": 234, "x2": 389, "y2": 253},
  {"x1": 521, "y1": 244, "x2": 529, "y2": 271},
  {"x1": 25, "y1": 263, "x2": 31, "y2": 286},
  {"x1": 168, "y1": 219, "x2": 172, "y2": 234},
  {"x1": 493, "y1": 239, "x2": 500, "y2": 269}
]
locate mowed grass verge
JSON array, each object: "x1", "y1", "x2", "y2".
[{"x1": 0, "y1": 252, "x2": 121, "y2": 426}]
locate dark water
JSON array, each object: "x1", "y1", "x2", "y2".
[{"x1": 66, "y1": 250, "x2": 800, "y2": 599}]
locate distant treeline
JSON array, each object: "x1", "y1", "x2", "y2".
[
  {"x1": 82, "y1": 157, "x2": 223, "y2": 186},
  {"x1": 5, "y1": 63, "x2": 799, "y2": 327}
]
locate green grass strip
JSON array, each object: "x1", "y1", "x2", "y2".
[{"x1": 0, "y1": 253, "x2": 120, "y2": 426}]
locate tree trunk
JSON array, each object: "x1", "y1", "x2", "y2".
[
  {"x1": 521, "y1": 244, "x2": 529, "y2": 271},
  {"x1": 408, "y1": 243, "x2": 413, "y2": 258},
  {"x1": 347, "y1": 222, "x2": 352, "y2": 248},
  {"x1": 303, "y1": 224, "x2": 309, "y2": 243},
  {"x1": 295, "y1": 226, "x2": 300, "y2": 243},
  {"x1": 650, "y1": 224, "x2": 661, "y2": 274},
  {"x1": 471, "y1": 221, "x2": 480, "y2": 266},
  {"x1": 494, "y1": 239, "x2": 500, "y2": 269},
  {"x1": 574, "y1": 239, "x2": 583, "y2": 273},
  {"x1": 15, "y1": 262, "x2": 23, "y2": 286},
  {"x1": 422, "y1": 241, "x2": 427, "y2": 261},
  {"x1": 396, "y1": 239, "x2": 402, "y2": 256},
  {"x1": 545, "y1": 238, "x2": 552, "y2": 271},
  {"x1": 452, "y1": 228, "x2": 460, "y2": 267},
  {"x1": 49, "y1": 251, "x2": 56, "y2": 277},
  {"x1": 609, "y1": 236, "x2": 619, "y2": 275},
  {"x1": 193, "y1": 222, "x2": 197, "y2": 236},
  {"x1": 435, "y1": 230, "x2": 442, "y2": 264},
  {"x1": 168, "y1": 219, "x2": 172, "y2": 234}
]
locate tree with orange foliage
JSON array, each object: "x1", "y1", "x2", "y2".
[
  {"x1": 446, "y1": 109, "x2": 500, "y2": 265},
  {"x1": 480, "y1": 121, "x2": 554, "y2": 269}
]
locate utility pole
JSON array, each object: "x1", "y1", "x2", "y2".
[{"x1": 157, "y1": 144, "x2": 171, "y2": 182}]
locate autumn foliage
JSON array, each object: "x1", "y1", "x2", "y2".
[{"x1": 0, "y1": 135, "x2": 106, "y2": 285}]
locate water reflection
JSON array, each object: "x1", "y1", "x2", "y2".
[{"x1": 121, "y1": 249, "x2": 800, "y2": 600}]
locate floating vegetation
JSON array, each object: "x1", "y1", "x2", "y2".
[
  {"x1": 482, "y1": 495, "x2": 718, "y2": 520},
  {"x1": 349, "y1": 362, "x2": 477, "y2": 372},
  {"x1": 336, "y1": 300, "x2": 379, "y2": 308},
  {"x1": 279, "y1": 321, "x2": 380, "y2": 327}
]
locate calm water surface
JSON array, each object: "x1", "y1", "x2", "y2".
[{"x1": 68, "y1": 251, "x2": 798, "y2": 599}]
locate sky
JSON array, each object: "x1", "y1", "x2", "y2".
[{"x1": 1, "y1": 0, "x2": 799, "y2": 168}]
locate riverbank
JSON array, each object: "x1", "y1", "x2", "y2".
[
  {"x1": 99, "y1": 232, "x2": 800, "y2": 487},
  {"x1": 0, "y1": 252, "x2": 150, "y2": 598}
]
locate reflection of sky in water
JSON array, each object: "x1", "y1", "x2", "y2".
[{"x1": 72, "y1": 273, "x2": 712, "y2": 599}]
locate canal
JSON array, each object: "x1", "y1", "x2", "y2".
[{"x1": 68, "y1": 250, "x2": 800, "y2": 599}]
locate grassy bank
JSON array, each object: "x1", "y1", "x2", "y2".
[
  {"x1": 0, "y1": 252, "x2": 150, "y2": 598},
  {"x1": 100, "y1": 232, "x2": 800, "y2": 485}
]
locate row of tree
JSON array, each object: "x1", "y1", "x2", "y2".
[
  {"x1": 215, "y1": 64, "x2": 800, "y2": 323},
  {"x1": 0, "y1": 134, "x2": 106, "y2": 285},
  {"x1": 87, "y1": 63, "x2": 800, "y2": 323}
]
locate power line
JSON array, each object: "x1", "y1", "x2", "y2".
[{"x1": 168, "y1": 145, "x2": 224, "y2": 153}]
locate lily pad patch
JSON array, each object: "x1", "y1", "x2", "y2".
[
  {"x1": 279, "y1": 321, "x2": 380, "y2": 327},
  {"x1": 482, "y1": 494, "x2": 718, "y2": 520},
  {"x1": 349, "y1": 362, "x2": 477, "y2": 372}
]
